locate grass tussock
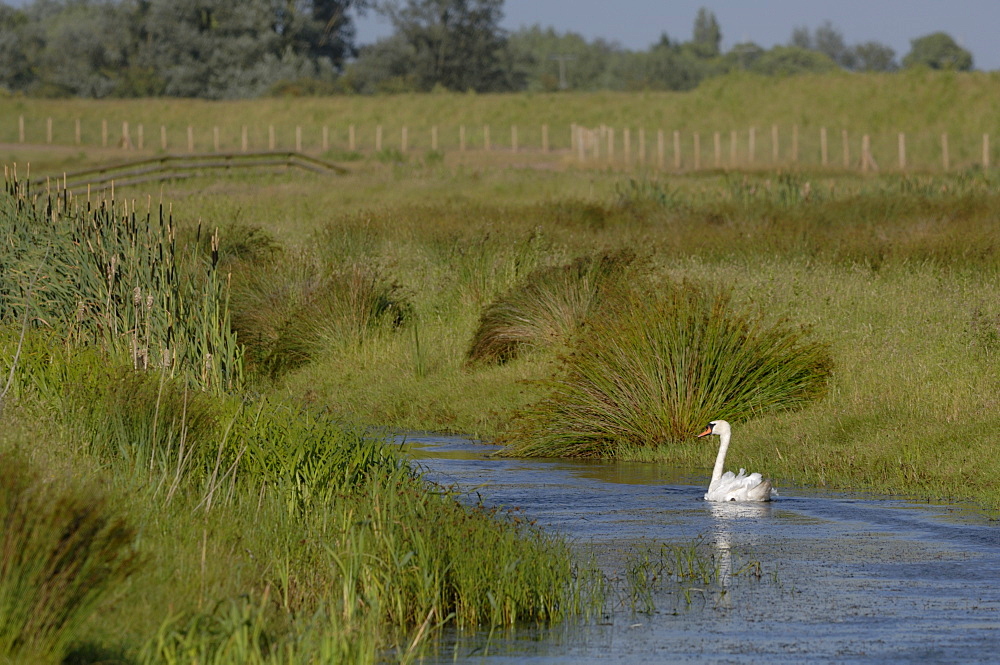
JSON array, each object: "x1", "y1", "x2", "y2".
[
  {"x1": 467, "y1": 250, "x2": 637, "y2": 364},
  {"x1": 230, "y1": 250, "x2": 412, "y2": 378},
  {"x1": 0, "y1": 446, "x2": 140, "y2": 664},
  {"x1": 503, "y1": 281, "x2": 833, "y2": 457}
]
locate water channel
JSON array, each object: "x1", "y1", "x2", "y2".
[{"x1": 400, "y1": 433, "x2": 1000, "y2": 664}]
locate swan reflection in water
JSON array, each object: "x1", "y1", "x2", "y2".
[{"x1": 706, "y1": 500, "x2": 773, "y2": 601}]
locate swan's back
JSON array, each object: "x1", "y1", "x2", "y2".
[{"x1": 704, "y1": 468, "x2": 777, "y2": 502}]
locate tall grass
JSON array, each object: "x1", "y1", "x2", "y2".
[
  {"x1": 467, "y1": 250, "x2": 636, "y2": 364},
  {"x1": 0, "y1": 445, "x2": 140, "y2": 664},
  {"x1": 229, "y1": 250, "x2": 411, "y2": 378},
  {"x1": 0, "y1": 177, "x2": 242, "y2": 392},
  {"x1": 503, "y1": 281, "x2": 833, "y2": 457}
]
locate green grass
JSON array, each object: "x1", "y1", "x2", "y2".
[
  {"x1": 466, "y1": 249, "x2": 636, "y2": 364},
  {"x1": 0, "y1": 174, "x2": 603, "y2": 663},
  {"x1": 5, "y1": 96, "x2": 1000, "y2": 658},
  {"x1": 6, "y1": 70, "x2": 1000, "y2": 172},
  {"x1": 500, "y1": 280, "x2": 833, "y2": 457}
]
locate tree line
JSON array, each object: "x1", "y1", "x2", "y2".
[{"x1": 0, "y1": 0, "x2": 976, "y2": 99}]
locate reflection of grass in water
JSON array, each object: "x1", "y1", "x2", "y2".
[{"x1": 617, "y1": 539, "x2": 767, "y2": 614}]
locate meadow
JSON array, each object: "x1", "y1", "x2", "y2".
[{"x1": 2, "y1": 72, "x2": 1000, "y2": 662}]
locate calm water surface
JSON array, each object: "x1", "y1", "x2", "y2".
[{"x1": 399, "y1": 434, "x2": 1000, "y2": 664}]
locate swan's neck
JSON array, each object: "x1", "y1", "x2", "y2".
[{"x1": 711, "y1": 430, "x2": 730, "y2": 486}]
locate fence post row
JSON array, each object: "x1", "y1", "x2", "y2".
[{"x1": 10, "y1": 118, "x2": 995, "y2": 172}]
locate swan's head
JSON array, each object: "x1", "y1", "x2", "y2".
[{"x1": 697, "y1": 419, "x2": 731, "y2": 438}]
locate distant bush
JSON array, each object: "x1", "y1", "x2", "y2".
[{"x1": 503, "y1": 281, "x2": 833, "y2": 457}]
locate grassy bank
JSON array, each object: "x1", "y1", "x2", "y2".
[{"x1": 0, "y1": 179, "x2": 601, "y2": 663}]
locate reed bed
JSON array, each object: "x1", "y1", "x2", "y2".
[{"x1": 0, "y1": 174, "x2": 242, "y2": 392}]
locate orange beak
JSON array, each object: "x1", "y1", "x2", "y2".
[{"x1": 697, "y1": 425, "x2": 713, "y2": 438}]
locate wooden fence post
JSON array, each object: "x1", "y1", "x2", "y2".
[
  {"x1": 898, "y1": 132, "x2": 906, "y2": 170},
  {"x1": 820, "y1": 127, "x2": 828, "y2": 166},
  {"x1": 375, "y1": 125, "x2": 382, "y2": 152},
  {"x1": 121, "y1": 121, "x2": 131, "y2": 149},
  {"x1": 941, "y1": 133, "x2": 949, "y2": 171},
  {"x1": 984, "y1": 133, "x2": 990, "y2": 169},
  {"x1": 673, "y1": 130, "x2": 681, "y2": 169},
  {"x1": 861, "y1": 134, "x2": 877, "y2": 172},
  {"x1": 187, "y1": 125, "x2": 194, "y2": 152}
]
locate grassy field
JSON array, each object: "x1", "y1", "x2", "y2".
[
  {"x1": 5, "y1": 70, "x2": 1000, "y2": 170},
  {"x1": 3, "y1": 76, "x2": 1000, "y2": 661}
]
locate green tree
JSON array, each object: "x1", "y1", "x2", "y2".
[
  {"x1": 751, "y1": 46, "x2": 837, "y2": 76},
  {"x1": 375, "y1": 0, "x2": 517, "y2": 92},
  {"x1": 690, "y1": 7, "x2": 721, "y2": 58},
  {"x1": 0, "y1": 5, "x2": 37, "y2": 92},
  {"x1": 851, "y1": 41, "x2": 896, "y2": 72},
  {"x1": 902, "y1": 32, "x2": 972, "y2": 70},
  {"x1": 506, "y1": 25, "x2": 617, "y2": 92}
]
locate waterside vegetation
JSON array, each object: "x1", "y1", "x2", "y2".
[{"x1": 4, "y1": 77, "x2": 1000, "y2": 659}]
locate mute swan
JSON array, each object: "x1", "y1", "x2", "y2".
[{"x1": 697, "y1": 420, "x2": 776, "y2": 502}]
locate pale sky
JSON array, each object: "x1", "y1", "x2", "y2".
[{"x1": 357, "y1": 0, "x2": 1000, "y2": 71}]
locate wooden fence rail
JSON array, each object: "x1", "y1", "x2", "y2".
[{"x1": 29, "y1": 151, "x2": 346, "y2": 194}]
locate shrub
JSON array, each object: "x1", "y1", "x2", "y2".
[
  {"x1": 467, "y1": 250, "x2": 637, "y2": 364},
  {"x1": 503, "y1": 281, "x2": 833, "y2": 457}
]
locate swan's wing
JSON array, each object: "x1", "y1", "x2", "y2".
[{"x1": 706, "y1": 469, "x2": 775, "y2": 502}]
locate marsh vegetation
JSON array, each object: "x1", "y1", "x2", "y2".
[{"x1": 3, "y1": 77, "x2": 1000, "y2": 661}]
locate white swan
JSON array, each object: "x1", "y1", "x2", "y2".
[{"x1": 697, "y1": 420, "x2": 776, "y2": 502}]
